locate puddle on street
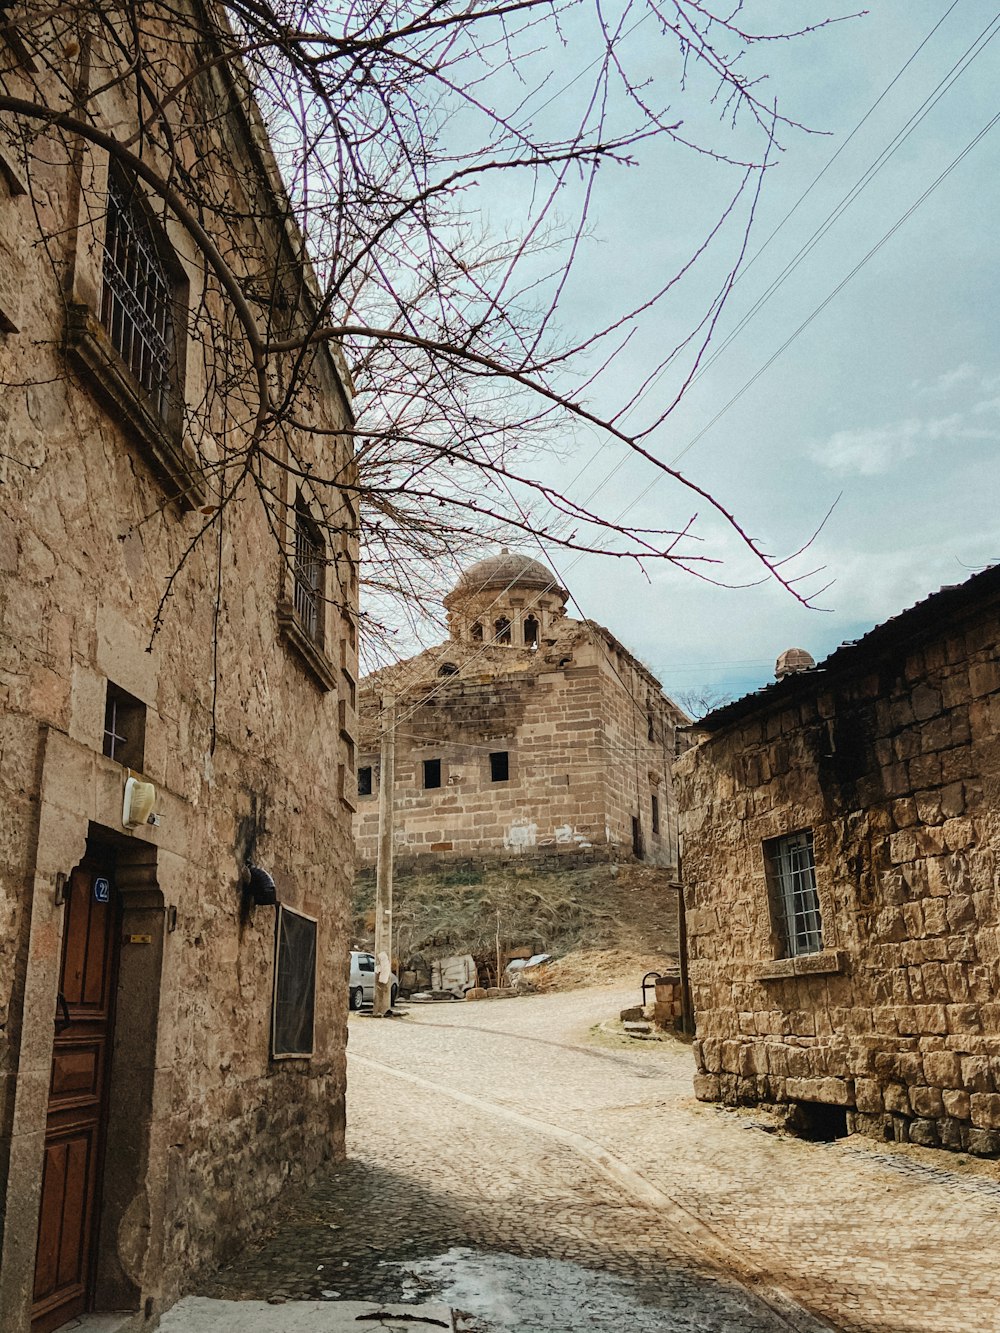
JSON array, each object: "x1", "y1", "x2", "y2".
[{"x1": 390, "y1": 1247, "x2": 731, "y2": 1332}]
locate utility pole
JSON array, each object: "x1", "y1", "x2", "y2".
[{"x1": 373, "y1": 691, "x2": 395, "y2": 1016}]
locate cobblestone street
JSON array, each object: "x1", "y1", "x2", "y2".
[{"x1": 205, "y1": 988, "x2": 1000, "y2": 1331}]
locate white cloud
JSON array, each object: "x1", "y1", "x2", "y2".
[
  {"x1": 918, "y1": 363, "x2": 979, "y2": 396},
  {"x1": 813, "y1": 413, "x2": 998, "y2": 476}
]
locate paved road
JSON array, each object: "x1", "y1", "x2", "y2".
[{"x1": 206, "y1": 987, "x2": 1000, "y2": 1332}]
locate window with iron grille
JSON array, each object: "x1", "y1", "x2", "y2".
[
  {"x1": 102, "y1": 682, "x2": 146, "y2": 770},
  {"x1": 100, "y1": 164, "x2": 177, "y2": 421},
  {"x1": 293, "y1": 493, "x2": 324, "y2": 645},
  {"x1": 766, "y1": 830, "x2": 823, "y2": 957}
]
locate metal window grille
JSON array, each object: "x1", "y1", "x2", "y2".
[
  {"x1": 102, "y1": 683, "x2": 146, "y2": 769},
  {"x1": 293, "y1": 498, "x2": 323, "y2": 644},
  {"x1": 103, "y1": 694, "x2": 128, "y2": 762},
  {"x1": 100, "y1": 166, "x2": 176, "y2": 420},
  {"x1": 768, "y1": 830, "x2": 823, "y2": 956}
]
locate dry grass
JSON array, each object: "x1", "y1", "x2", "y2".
[{"x1": 353, "y1": 861, "x2": 679, "y2": 989}]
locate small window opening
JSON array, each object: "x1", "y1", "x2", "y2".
[
  {"x1": 647, "y1": 712, "x2": 655, "y2": 742},
  {"x1": 438, "y1": 662, "x2": 459, "y2": 677},
  {"x1": 489, "y1": 751, "x2": 509, "y2": 783},
  {"x1": 423, "y1": 758, "x2": 442, "y2": 789},
  {"x1": 631, "y1": 816, "x2": 643, "y2": 860},
  {"x1": 471, "y1": 622, "x2": 484, "y2": 641},
  {"x1": 651, "y1": 793, "x2": 660, "y2": 834},
  {"x1": 523, "y1": 616, "x2": 539, "y2": 648},
  {"x1": 103, "y1": 683, "x2": 146, "y2": 769},
  {"x1": 494, "y1": 617, "x2": 512, "y2": 645},
  {"x1": 293, "y1": 492, "x2": 324, "y2": 645},
  {"x1": 358, "y1": 765, "x2": 373, "y2": 797}
]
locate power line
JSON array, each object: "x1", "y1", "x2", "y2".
[{"x1": 562, "y1": 6, "x2": 997, "y2": 521}]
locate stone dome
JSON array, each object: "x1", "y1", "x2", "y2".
[
  {"x1": 775, "y1": 647, "x2": 816, "y2": 680},
  {"x1": 445, "y1": 549, "x2": 567, "y2": 604}
]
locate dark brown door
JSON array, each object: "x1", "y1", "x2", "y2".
[{"x1": 32, "y1": 858, "x2": 118, "y2": 1333}]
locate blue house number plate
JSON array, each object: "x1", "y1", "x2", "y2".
[{"x1": 94, "y1": 877, "x2": 110, "y2": 903}]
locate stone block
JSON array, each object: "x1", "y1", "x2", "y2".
[
  {"x1": 961, "y1": 1056, "x2": 995, "y2": 1092},
  {"x1": 939, "y1": 1116, "x2": 965, "y2": 1148},
  {"x1": 938, "y1": 782, "x2": 966, "y2": 821},
  {"x1": 923, "y1": 1050, "x2": 962, "y2": 1087},
  {"x1": 693, "y1": 1073, "x2": 720, "y2": 1102},
  {"x1": 965, "y1": 1128, "x2": 1000, "y2": 1158},
  {"x1": 970, "y1": 1093, "x2": 1000, "y2": 1131},
  {"x1": 909, "y1": 1085, "x2": 944, "y2": 1118},
  {"x1": 854, "y1": 1078, "x2": 884, "y2": 1113},
  {"x1": 884, "y1": 1082, "x2": 910, "y2": 1115},
  {"x1": 908, "y1": 1118, "x2": 940, "y2": 1148},
  {"x1": 943, "y1": 1088, "x2": 971, "y2": 1121},
  {"x1": 969, "y1": 659, "x2": 1000, "y2": 697}
]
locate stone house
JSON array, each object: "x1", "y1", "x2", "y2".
[
  {"x1": 677, "y1": 566, "x2": 1000, "y2": 1155},
  {"x1": 356, "y1": 551, "x2": 687, "y2": 871},
  {"x1": 0, "y1": 13, "x2": 356, "y2": 1332}
]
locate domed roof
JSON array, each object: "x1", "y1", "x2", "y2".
[
  {"x1": 446, "y1": 549, "x2": 568, "y2": 602},
  {"x1": 774, "y1": 647, "x2": 816, "y2": 679}
]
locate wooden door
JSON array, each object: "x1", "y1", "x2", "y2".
[{"x1": 31, "y1": 859, "x2": 118, "y2": 1333}]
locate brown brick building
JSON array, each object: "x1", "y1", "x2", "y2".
[
  {"x1": 356, "y1": 552, "x2": 687, "y2": 871},
  {"x1": 0, "y1": 14, "x2": 356, "y2": 1331},
  {"x1": 677, "y1": 566, "x2": 1000, "y2": 1155}
]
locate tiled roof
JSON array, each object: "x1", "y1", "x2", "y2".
[{"x1": 692, "y1": 563, "x2": 1000, "y2": 733}]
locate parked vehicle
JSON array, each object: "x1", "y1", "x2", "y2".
[{"x1": 349, "y1": 950, "x2": 399, "y2": 1010}]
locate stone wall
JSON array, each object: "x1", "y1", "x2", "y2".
[
  {"x1": 0, "y1": 19, "x2": 355, "y2": 1329},
  {"x1": 356, "y1": 619, "x2": 682, "y2": 870},
  {"x1": 677, "y1": 571, "x2": 1000, "y2": 1155}
]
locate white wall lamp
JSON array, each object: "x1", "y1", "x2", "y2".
[{"x1": 123, "y1": 774, "x2": 158, "y2": 829}]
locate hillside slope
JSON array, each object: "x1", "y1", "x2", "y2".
[{"x1": 352, "y1": 860, "x2": 680, "y2": 991}]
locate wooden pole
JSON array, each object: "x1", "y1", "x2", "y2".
[{"x1": 373, "y1": 691, "x2": 395, "y2": 1016}]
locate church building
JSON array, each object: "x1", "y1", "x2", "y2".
[{"x1": 356, "y1": 552, "x2": 688, "y2": 870}]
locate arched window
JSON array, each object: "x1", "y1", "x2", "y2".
[
  {"x1": 494, "y1": 617, "x2": 512, "y2": 645},
  {"x1": 523, "y1": 615, "x2": 539, "y2": 648},
  {"x1": 471, "y1": 622, "x2": 484, "y2": 641},
  {"x1": 438, "y1": 662, "x2": 459, "y2": 677}
]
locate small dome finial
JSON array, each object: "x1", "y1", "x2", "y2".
[{"x1": 775, "y1": 647, "x2": 815, "y2": 680}]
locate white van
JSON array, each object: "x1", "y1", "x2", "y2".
[{"x1": 349, "y1": 950, "x2": 399, "y2": 1010}]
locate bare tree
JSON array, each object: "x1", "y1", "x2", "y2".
[{"x1": 0, "y1": 0, "x2": 846, "y2": 658}]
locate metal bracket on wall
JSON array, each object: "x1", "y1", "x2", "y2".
[
  {"x1": 166, "y1": 905, "x2": 178, "y2": 932},
  {"x1": 54, "y1": 872, "x2": 68, "y2": 906}
]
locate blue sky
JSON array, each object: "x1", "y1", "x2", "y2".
[
  {"x1": 514, "y1": 3, "x2": 1000, "y2": 706},
  {"x1": 371, "y1": 4, "x2": 1000, "y2": 706}
]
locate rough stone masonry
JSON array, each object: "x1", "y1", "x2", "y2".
[{"x1": 677, "y1": 565, "x2": 1000, "y2": 1156}]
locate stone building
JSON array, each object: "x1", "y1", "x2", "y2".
[
  {"x1": 0, "y1": 15, "x2": 356, "y2": 1332},
  {"x1": 677, "y1": 566, "x2": 1000, "y2": 1155},
  {"x1": 356, "y1": 552, "x2": 687, "y2": 870}
]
